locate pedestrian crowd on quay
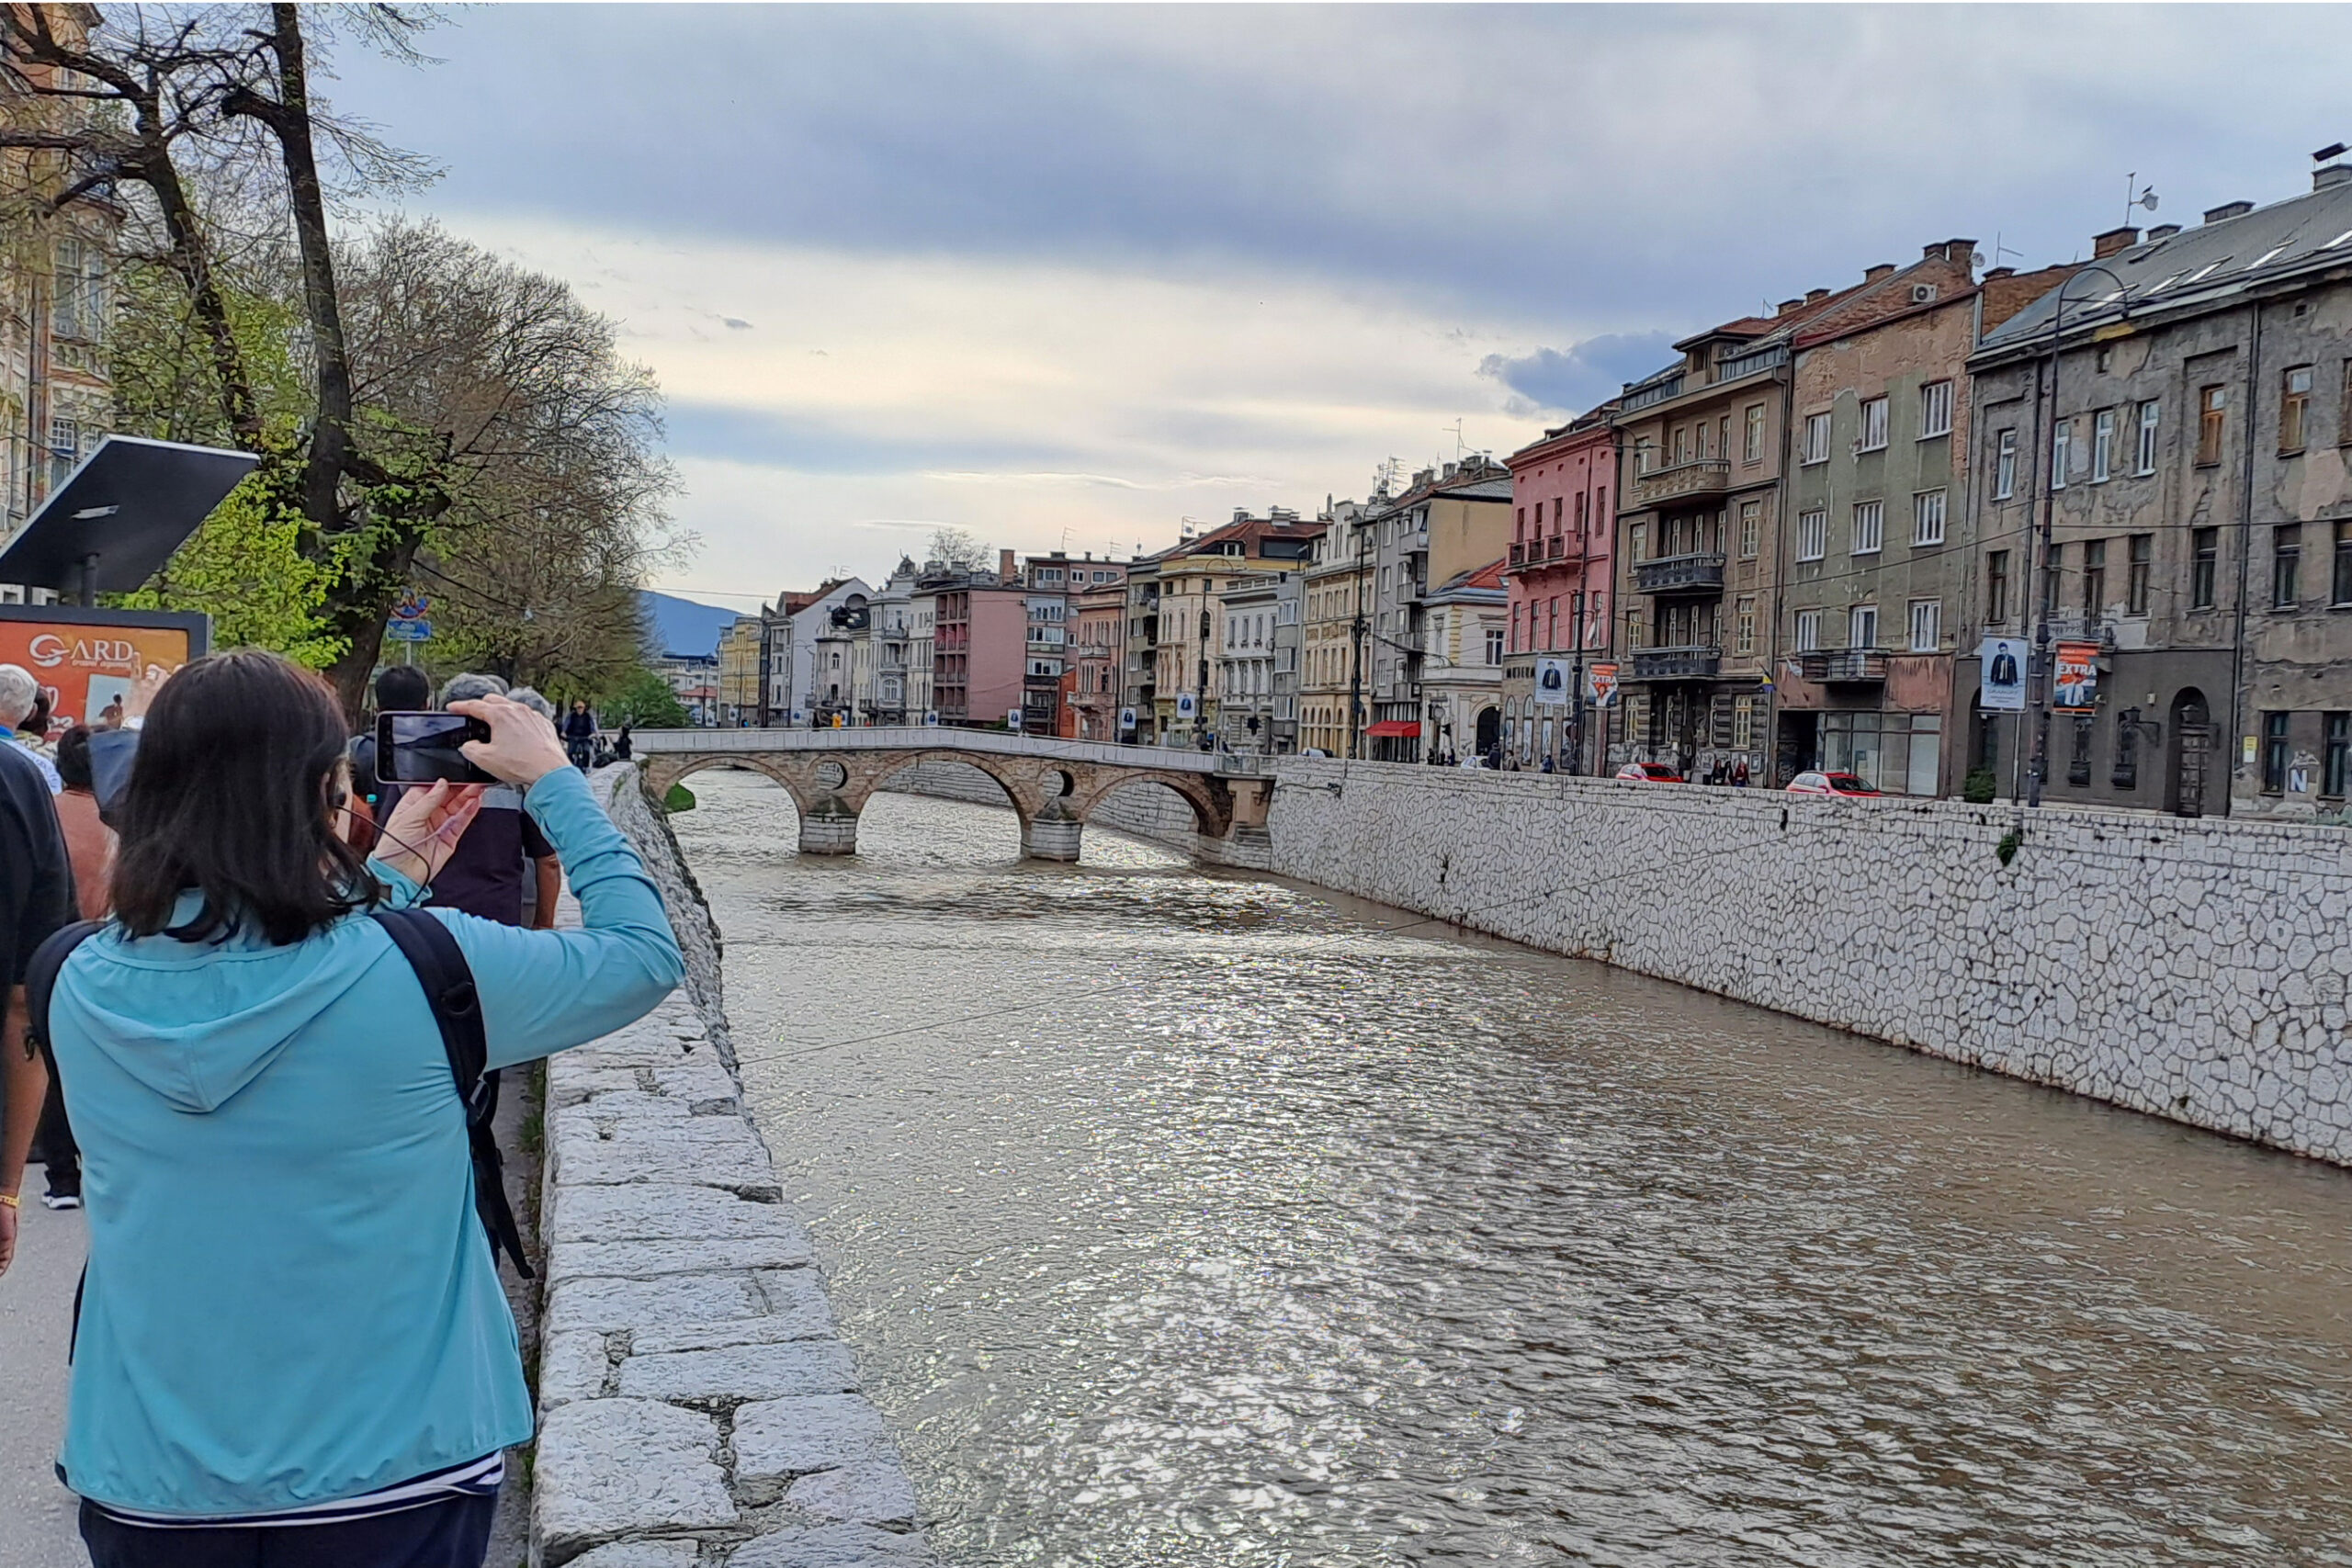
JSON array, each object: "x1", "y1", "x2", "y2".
[{"x1": 0, "y1": 649, "x2": 683, "y2": 1568}]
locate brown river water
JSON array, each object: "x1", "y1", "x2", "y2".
[{"x1": 672, "y1": 769, "x2": 2352, "y2": 1567}]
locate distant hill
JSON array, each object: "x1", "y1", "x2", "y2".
[{"x1": 641, "y1": 590, "x2": 747, "y2": 659}]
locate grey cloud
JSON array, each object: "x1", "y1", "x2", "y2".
[
  {"x1": 326, "y1": 6, "x2": 2352, "y2": 333},
  {"x1": 1480, "y1": 333, "x2": 1679, "y2": 419}
]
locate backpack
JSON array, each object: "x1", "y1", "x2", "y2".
[{"x1": 26, "y1": 907, "x2": 535, "y2": 1280}]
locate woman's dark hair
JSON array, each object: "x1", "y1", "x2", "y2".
[
  {"x1": 112, "y1": 649, "x2": 379, "y2": 944},
  {"x1": 27, "y1": 690, "x2": 51, "y2": 738},
  {"x1": 54, "y1": 724, "x2": 93, "y2": 791}
]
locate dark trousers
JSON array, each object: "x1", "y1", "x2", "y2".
[
  {"x1": 30, "y1": 1039, "x2": 77, "y2": 1195},
  {"x1": 80, "y1": 1491, "x2": 496, "y2": 1568}
]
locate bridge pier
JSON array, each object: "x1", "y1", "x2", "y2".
[
  {"x1": 797, "y1": 797, "x2": 860, "y2": 855},
  {"x1": 1020, "y1": 815, "x2": 1083, "y2": 862}
]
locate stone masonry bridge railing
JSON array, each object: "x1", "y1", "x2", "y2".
[{"x1": 630, "y1": 727, "x2": 1272, "y2": 860}]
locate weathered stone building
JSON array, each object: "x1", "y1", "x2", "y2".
[
  {"x1": 1777, "y1": 240, "x2": 2028, "y2": 795},
  {"x1": 1356, "y1": 457, "x2": 1512, "y2": 761},
  {"x1": 1611, "y1": 286, "x2": 1860, "y2": 780},
  {"x1": 1965, "y1": 167, "x2": 2352, "y2": 817}
]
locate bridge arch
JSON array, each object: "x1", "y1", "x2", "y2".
[
  {"x1": 861, "y1": 750, "x2": 1040, "y2": 826},
  {"x1": 1068, "y1": 771, "x2": 1227, "y2": 838}
]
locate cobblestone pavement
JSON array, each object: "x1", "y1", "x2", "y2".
[{"x1": 0, "y1": 1182, "x2": 89, "y2": 1567}]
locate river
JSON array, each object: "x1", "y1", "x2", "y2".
[{"x1": 672, "y1": 769, "x2": 2352, "y2": 1567}]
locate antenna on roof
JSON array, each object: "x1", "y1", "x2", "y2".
[
  {"x1": 1445, "y1": 420, "x2": 1466, "y2": 458},
  {"x1": 2123, "y1": 171, "x2": 2159, "y2": 228}
]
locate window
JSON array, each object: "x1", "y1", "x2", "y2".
[
  {"x1": 2344, "y1": 362, "x2": 2352, "y2": 446},
  {"x1": 1794, "y1": 609, "x2": 1822, "y2": 651},
  {"x1": 1994, "y1": 429, "x2": 2018, "y2": 499},
  {"x1": 1986, "y1": 549, "x2": 2011, "y2": 624},
  {"x1": 2082, "y1": 538, "x2": 2107, "y2": 615},
  {"x1": 2136, "y1": 400, "x2": 2160, "y2": 474},
  {"x1": 1849, "y1": 604, "x2": 1878, "y2": 649},
  {"x1": 1860, "y1": 397, "x2": 1889, "y2": 451},
  {"x1": 1744, "y1": 404, "x2": 1765, "y2": 462},
  {"x1": 2336, "y1": 521, "x2": 2352, "y2": 605},
  {"x1": 1738, "y1": 500, "x2": 1759, "y2": 558},
  {"x1": 1912, "y1": 489, "x2": 1947, "y2": 546},
  {"x1": 1919, "y1": 380, "x2": 1953, "y2": 438},
  {"x1": 2128, "y1": 533, "x2": 2152, "y2": 615},
  {"x1": 51, "y1": 237, "x2": 106, "y2": 343},
  {"x1": 2281, "y1": 366, "x2": 2313, "y2": 453},
  {"x1": 2327, "y1": 713, "x2": 2350, "y2": 799},
  {"x1": 1851, "y1": 500, "x2": 1883, "y2": 556},
  {"x1": 2262, "y1": 711, "x2": 2290, "y2": 794},
  {"x1": 2041, "y1": 542, "x2": 2064, "y2": 615},
  {"x1": 2092, "y1": 408, "x2": 2115, "y2": 481},
  {"x1": 1795, "y1": 509, "x2": 1826, "y2": 562},
  {"x1": 1735, "y1": 596, "x2": 1756, "y2": 655},
  {"x1": 1629, "y1": 523, "x2": 1646, "y2": 562},
  {"x1": 1733, "y1": 695, "x2": 1756, "y2": 750},
  {"x1": 1907, "y1": 598, "x2": 1941, "y2": 652},
  {"x1": 2274, "y1": 523, "x2": 2302, "y2": 608},
  {"x1": 2198, "y1": 385, "x2": 2226, "y2": 465},
  {"x1": 2069, "y1": 715, "x2": 2095, "y2": 788},
  {"x1": 2052, "y1": 417, "x2": 2071, "y2": 489},
  {"x1": 1484, "y1": 627, "x2": 1504, "y2": 665},
  {"x1": 1802, "y1": 412, "x2": 1831, "y2": 464},
  {"x1": 2192, "y1": 527, "x2": 2220, "y2": 609},
  {"x1": 48, "y1": 415, "x2": 78, "y2": 491}
]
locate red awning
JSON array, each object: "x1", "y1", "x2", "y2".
[{"x1": 1363, "y1": 720, "x2": 1421, "y2": 738}]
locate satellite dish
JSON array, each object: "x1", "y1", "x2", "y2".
[{"x1": 2136, "y1": 189, "x2": 2160, "y2": 212}]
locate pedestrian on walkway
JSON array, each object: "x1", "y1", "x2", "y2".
[
  {"x1": 43, "y1": 650, "x2": 683, "y2": 1567},
  {"x1": 561, "y1": 700, "x2": 596, "y2": 770},
  {"x1": 0, "y1": 665, "x2": 63, "y2": 795},
  {"x1": 0, "y1": 695, "x2": 72, "y2": 1272}
]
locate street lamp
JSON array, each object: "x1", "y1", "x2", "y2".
[{"x1": 2026, "y1": 260, "x2": 2132, "y2": 809}]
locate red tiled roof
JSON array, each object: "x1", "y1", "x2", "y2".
[{"x1": 1464, "y1": 558, "x2": 1508, "y2": 591}]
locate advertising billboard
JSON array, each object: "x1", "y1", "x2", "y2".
[
  {"x1": 0, "y1": 605, "x2": 208, "y2": 734},
  {"x1": 1532, "y1": 655, "x2": 1571, "y2": 705},
  {"x1": 2052, "y1": 640, "x2": 2100, "y2": 713},
  {"x1": 1586, "y1": 661, "x2": 1620, "y2": 708},
  {"x1": 1978, "y1": 636, "x2": 2029, "y2": 712}
]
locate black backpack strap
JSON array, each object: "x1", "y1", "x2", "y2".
[
  {"x1": 26, "y1": 919, "x2": 104, "y2": 1061},
  {"x1": 369, "y1": 908, "x2": 534, "y2": 1279}
]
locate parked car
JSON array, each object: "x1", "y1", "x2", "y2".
[
  {"x1": 1614, "y1": 761, "x2": 1683, "y2": 783},
  {"x1": 1786, "y1": 771, "x2": 1882, "y2": 796}
]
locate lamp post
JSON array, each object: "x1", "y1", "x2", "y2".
[{"x1": 2026, "y1": 261, "x2": 2132, "y2": 808}]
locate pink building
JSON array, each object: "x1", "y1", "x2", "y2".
[
  {"x1": 1501, "y1": 403, "x2": 1618, "y2": 770},
  {"x1": 928, "y1": 551, "x2": 1030, "y2": 728}
]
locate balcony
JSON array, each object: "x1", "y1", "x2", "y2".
[
  {"x1": 1796, "y1": 648, "x2": 1888, "y2": 683},
  {"x1": 1633, "y1": 551, "x2": 1726, "y2": 596},
  {"x1": 1627, "y1": 457, "x2": 1733, "y2": 510},
  {"x1": 1628, "y1": 644, "x2": 1722, "y2": 681}
]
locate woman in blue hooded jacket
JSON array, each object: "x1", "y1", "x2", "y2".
[{"x1": 44, "y1": 650, "x2": 684, "y2": 1567}]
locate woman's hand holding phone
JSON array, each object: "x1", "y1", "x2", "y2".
[
  {"x1": 449, "y1": 695, "x2": 572, "y2": 787},
  {"x1": 372, "y1": 780, "x2": 484, "y2": 887}
]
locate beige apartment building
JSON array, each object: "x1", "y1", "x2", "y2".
[
  {"x1": 1299, "y1": 501, "x2": 1366, "y2": 755},
  {"x1": 1148, "y1": 510, "x2": 1321, "y2": 745}
]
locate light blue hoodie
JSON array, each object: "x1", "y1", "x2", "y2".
[{"x1": 47, "y1": 765, "x2": 684, "y2": 1517}]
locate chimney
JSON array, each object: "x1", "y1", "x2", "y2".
[
  {"x1": 998, "y1": 547, "x2": 1015, "y2": 582},
  {"x1": 1864, "y1": 264, "x2": 1895, "y2": 282},
  {"x1": 1984, "y1": 265, "x2": 2015, "y2": 281},
  {"x1": 2316, "y1": 164, "x2": 2352, "y2": 192},
  {"x1": 1944, "y1": 237, "x2": 1978, "y2": 265},
  {"x1": 1776, "y1": 297, "x2": 1804, "y2": 315},
  {"x1": 1804, "y1": 288, "x2": 1829, "y2": 303},
  {"x1": 1232, "y1": 507, "x2": 1250, "y2": 524},
  {"x1": 2146, "y1": 223, "x2": 2181, "y2": 242},
  {"x1": 2093, "y1": 226, "x2": 2141, "y2": 259},
  {"x1": 2203, "y1": 200, "x2": 2254, "y2": 224}
]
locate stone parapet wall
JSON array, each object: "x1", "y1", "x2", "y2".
[
  {"x1": 1262, "y1": 759, "x2": 2352, "y2": 1165},
  {"x1": 527, "y1": 773, "x2": 933, "y2": 1566}
]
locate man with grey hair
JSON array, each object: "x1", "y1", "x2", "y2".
[
  {"x1": 388, "y1": 672, "x2": 560, "y2": 931},
  {"x1": 506, "y1": 686, "x2": 557, "y2": 722},
  {"x1": 0, "y1": 664, "x2": 61, "y2": 795}
]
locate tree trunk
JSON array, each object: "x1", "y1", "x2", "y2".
[{"x1": 261, "y1": 5, "x2": 356, "y2": 537}]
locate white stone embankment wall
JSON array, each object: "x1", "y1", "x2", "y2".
[
  {"x1": 526, "y1": 772, "x2": 935, "y2": 1568},
  {"x1": 1263, "y1": 759, "x2": 2352, "y2": 1165}
]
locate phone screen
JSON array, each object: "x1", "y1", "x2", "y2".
[{"x1": 378, "y1": 711, "x2": 495, "y2": 785}]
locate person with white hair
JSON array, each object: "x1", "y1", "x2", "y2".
[
  {"x1": 0, "y1": 662, "x2": 73, "y2": 1270},
  {"x1": 0, "y1": 664, "x2": 62, "y2": 795}
]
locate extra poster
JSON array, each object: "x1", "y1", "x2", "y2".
[{"x1": 2052, "y1": 640, "x2": 2100, "y2": 713}]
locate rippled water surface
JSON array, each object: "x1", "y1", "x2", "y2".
[{"x1": 673, "y1": 770, "x2": 2352, "y2": 1566}]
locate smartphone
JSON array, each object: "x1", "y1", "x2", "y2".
[{"x1": 377, "y1": 711, "x2": 496, "y2": 785}]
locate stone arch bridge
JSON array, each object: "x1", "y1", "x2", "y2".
[{"x1": 632, "y1": 727, "x2": 1273, "y2": 860}]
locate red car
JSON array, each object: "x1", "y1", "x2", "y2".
[
  {"x1": 1614, "y1": 761, "x2": 1684, "y2": 783},
  {"x1": 1786, "y1": 770, "x2": 1881, "y2": 797}
]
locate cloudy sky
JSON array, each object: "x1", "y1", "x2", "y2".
[{"x1": 328, "y1": 5, "x2": 2352, "y2": 606}]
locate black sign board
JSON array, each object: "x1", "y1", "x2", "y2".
[{"x1": 0, "y1": 435, "x2": 258, "y2": 604}]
